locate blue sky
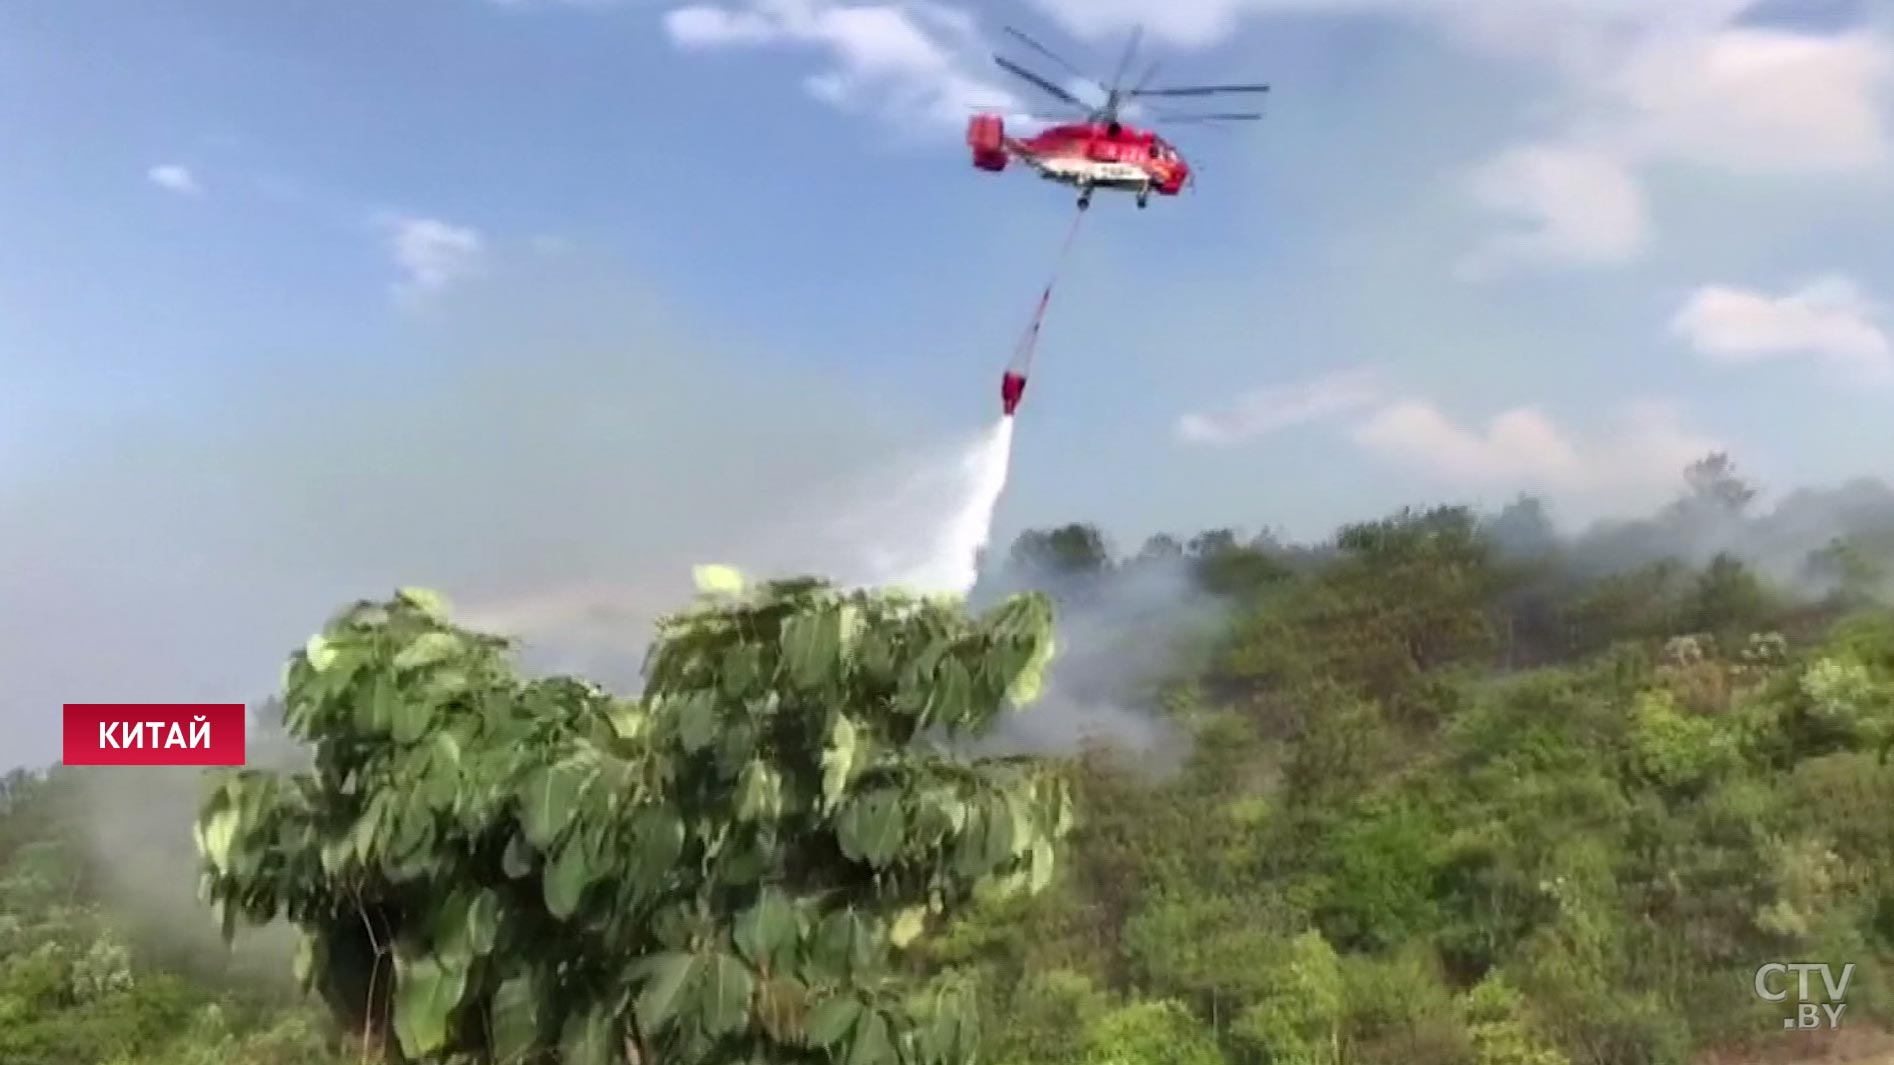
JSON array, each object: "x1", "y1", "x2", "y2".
[{"x1": 3, "y1": 0, "x2": 1893, "y2": 765}]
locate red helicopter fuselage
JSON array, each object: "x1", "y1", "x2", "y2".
[{"x1": 968, "y1": 115, "x2": 1188, "y2": 207}]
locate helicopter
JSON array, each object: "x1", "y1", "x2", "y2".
[{"x1": 968, "y1": 25, "x2": 1271, "y2": 210}]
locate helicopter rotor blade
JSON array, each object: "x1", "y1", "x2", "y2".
[
  {"x1": 1156, "y1": 112, "x2": 1265, "y2": 122},
  {"x1": 1107, "y1": 25, "x2": 1144, "y2": 94},
  {"x1": 1002, "y1": 26, "x2": 1099, "y2": 89},
  {"x1": 1128, "y1": 83, "x2": 1271, "y2": 97},
  {"x1": 1131, "y1": 57, "x2": 1164, "y2": 94},
  {"x1": 993, "y1": 55, "x2": 1091, "y2": 112}
]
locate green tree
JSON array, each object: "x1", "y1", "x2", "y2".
[
  {"x1": 990, "y1": 968, "x2": 1110, "y2": 1065},
  {"x1": 1317, "y1": 506, "x2": 1501, "y2": 708},
  {"x1": 1562, "y1": 560, "x2": 1690, "y2": 655},
  {"x1": 1010, "y1": 525, "x2": 1114, "y2": 581},
  {"x1": 1336, "y1": 950, "x2": 1466, "y2": 1065},
  {"x1": 1188, "y1": 532, "x2": 1291, "y2": 599},
  {"x1": 1312, "y1": 802, "x2": 1444, "y2": 952},
  {"x1": 1681, "y1": 453, "x2": 1758, "y2": 517},
  {"x1": 1483, "y1": 496, "x2": 1558, "y2": 560},
  {"x1": 1460, "y1": 976, "x2": 1567, "y2": 1065},
  {"x1": 195, "y1": 577, "x2": 1073, "y2": 1065},
  {"x1": 1123, "y1": 895, "x2": 1284, "y2": 1030},
  {"x1": 1082, "y1": 999, "x2": 1224, "y2": 1065},
  {"x1": 1625, "y1": 690, "x2": 1734, "y2": 794},
  {"x1": 1228, "y1": 931, "x2": 1342, "y2": 1065},
  {"x1": 1138, "y1": 535, "x2": 1185, "y2": 562},
  {"x1": 1683, "y1": 554, "x2": 1775, "y2": 639},
  {"x1": 1804, "y1": 537, "x2": 1888, "y2": 607},
  {"x1": 1283, "y1": 688, "x2": 1395, "y2": 814}
]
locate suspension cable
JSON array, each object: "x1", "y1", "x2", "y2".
[{"x1": 1005, "y1": 204, "x2": 1090, "y2": 378}]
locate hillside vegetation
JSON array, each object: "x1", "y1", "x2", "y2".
[{"x1": 6, "y1": 454, "x2": 1894, "y2": 1065}]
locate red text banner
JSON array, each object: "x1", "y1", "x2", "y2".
[{"x1": 62, "y1": 704, "x2": 247, "y2": 766}]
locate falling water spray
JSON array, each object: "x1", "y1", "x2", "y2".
[{"x1": 890, "y1": 416, "x2": 1017, "y2": 595}]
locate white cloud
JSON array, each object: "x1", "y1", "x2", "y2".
[
  {"x1": 1458, "y1": 143, "x2": 1648, "y2": 276},
  {"x1": 1025, "y1": 0, "x2": 1251, "y2": 49},
  {"x1": 380, "y1": 216, "x2": 485, "y2": 296},
  {"x1": 666, "y1": 4, "x2": 780, "y2": 45},
  {"x1": 1672, "y1": 275, "x2": 1893, "y2": 382},
  {"x1": 1462, "y1": 22, "x2": 1894, "y2": 275},
  {"x1": 1176, "y1": 366, "x2": 1382, "y2": 445},
  {"x1": 1609, "y1": 27, "x2": 1894, "y2": 176},
  {"x1": 1354, "y1": 400, "x2": 1580, "y2": 484},
  {"x1": 1351, "y1": 396, "x2": 1719, "y2": 516},
  {"x1": 1022, "y1": 0, "x2": 1758, "y2": 51},
  {"x1": 146, "y1": 164, "x2": 200, "y2": 196},
  {"x1": 662, "y1": 0, "x2": 1015, "y2": 127}
]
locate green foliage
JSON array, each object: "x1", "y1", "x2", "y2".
[
  {"x1": 1313, "y1": 801, "x2": 1445, "y2": 951},
  {"x1": 1226, "y1": 931, "x2": 1341, "y2": 1065},
  {"x1": 1283, "y1": 687, "x2": 1395, "y2": 812},
  {"x1": 1562, "y1": 561, "x2": 1692, "y2": 656},
  {"x1": 1124, "y1": 895, "x2": 1285, "y2": 1015},
  {"x1": 1010, "y1": 525, "x2": 1114, "y2": 582},
  {"x1": 1798, "y1": 654, "x2": 1893, "y2": 747},
  {"x1": 1805, "y1": 536, "x2": 1891, "y2": 607},
  {"x1": 967, "y1": 492, "x2": 1894, "y2": 1065},
  {"x1": 194, "y1": 580, "x2": 1071, "y2": 1065},
  {"x1": 989, "y1": 968, "x2": 1109, "y2": 1065},
  {"x1": 1459, "y1": 976, "x2": 1567, "y2": 1065},
  {"x1": 1082, "y1": 999, "x2": 1225, "y2": 1065},
  {"x1": 0, "y1": 789, "x2": 347, "y2": 1065},
  {"x1": 1625, "y1": 689, "x2": 1734, "y2": 792},
  {"x1": 1182, "y1": 532, "x2": 1292, "y2": 599},
  {"x1": 1335, "y1": 949, "x2": 1461, "y2": 1058},
  {"x1": 1215, "y1": 507, "x2": 1501, "y2": 728},
  {"x1": 1683, "y1": 555, "x2": 1777, "y2": 639}
]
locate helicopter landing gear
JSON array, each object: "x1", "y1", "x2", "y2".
[
  {"x1": 1077, "y1": 187, "x2": 1093, "y2": 210},
  {"x1": 1136, "y1": 189, "x2": 1150, "y2": 209}
]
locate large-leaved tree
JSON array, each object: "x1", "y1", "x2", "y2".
[{"x1": 194, "y1": 574, "x2": 1070, "y2": 1065}]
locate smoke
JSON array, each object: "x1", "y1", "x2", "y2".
[
  {"x1": 1561, "y1": 474, "x2": 1894, "y2": 602},
  {"x1": 967, "y1": 555, "x2": 1225, "y2": 771},
  {"x1": 62, "y1": 764, "x2": 300, "y2": 989}
]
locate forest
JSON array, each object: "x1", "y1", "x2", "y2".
[{"x1": 6, "y1": 453, "x2": 1894, "y2": 1065}]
